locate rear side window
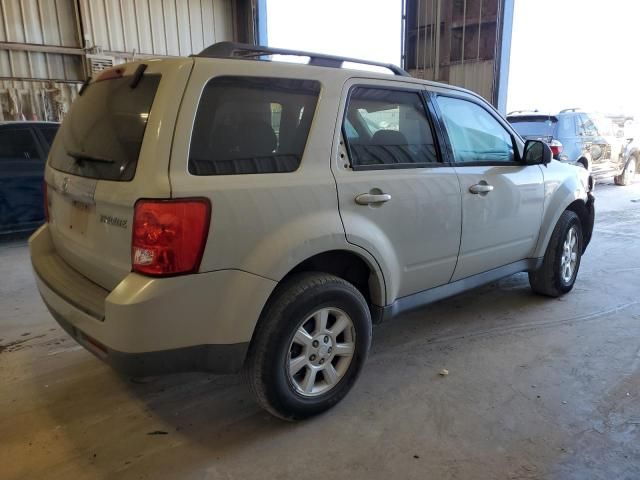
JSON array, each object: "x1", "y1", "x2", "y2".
[
  {"x1": 50, "y1": 73, "x2": 161, "y2": 181},
  {"x1": 188, "y1": 77, "x2": 320, "y2": 175},
  {"x1": 0, "y1": 128, "x2": 40, "y2": 161},
  {"x1": 578, "y1": 114, "x2": 598, "y2": 136},
  {"x1": 342, "y1": 87, "x2": 439, "y2": 169}
]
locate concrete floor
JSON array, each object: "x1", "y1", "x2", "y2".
[{"x1": 2, "y1": 180, "x2": 640, "y2": 480}]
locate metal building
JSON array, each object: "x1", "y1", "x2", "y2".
[
  {"x1": 0, "y1": 0, "x2": 259, "y2": 122},
  {"x1": 402, "y1": 0, "x2": 514, "y2": 112}
]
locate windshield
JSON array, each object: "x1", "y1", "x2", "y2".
[{"x1": 50, "y1": 73, "x2": 161, "y2": 181}]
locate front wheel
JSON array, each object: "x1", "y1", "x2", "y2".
[
  {"x1": 614, "y1": 156, "x2": 637, "y2": 186},
  {"x1": 247, "y1": 272, "x2": 372, "y2": 420},
  {"x1": 529, "y1": 210, "x2": 583, "y2": 297}
]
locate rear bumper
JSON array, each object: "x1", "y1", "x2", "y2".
[
  {"x1": 29, "y1": 225, "x2": 277, "y2": 375},
  {"x1": 50, "y1": 309, "x2": 248, "y2": 376}
]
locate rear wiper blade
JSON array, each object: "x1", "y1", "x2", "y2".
[{"x1": 66, "y1": 150, "x2": 114, "y2": 164}]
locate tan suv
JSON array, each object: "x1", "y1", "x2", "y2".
[{"x1": 30, "y1": 42, "x2": 595, "y2": 420}]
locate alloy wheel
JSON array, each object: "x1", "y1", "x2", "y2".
[
  {"x1": 560, "y1": 226, "x2": 579, "y2": 284},
  {"x1": 287, "y1": 307, "x2": 356, "y2": 397}
]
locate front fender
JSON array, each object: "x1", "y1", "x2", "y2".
[{"x1": 532, "y1": 161, "x2": 591, "y2": 258}]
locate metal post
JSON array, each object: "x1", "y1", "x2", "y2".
[
  {"x1": 434, "y1": 0, "x2": 441, "y2": 80},
  {"x1": 495, "y1": 0, "x2": 514, "y2": 113},
  {"x1": 257, "y1": 0, "x2": 268, "y2": 45}
]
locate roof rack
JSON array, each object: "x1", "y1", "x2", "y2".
[
  {"x1": 196, "y1": 42, "x2": 411, "y2": 77},
  {"x1": 559, "y1": 107, "x2": 582, "y2": 113},
  {"x1": 507, "y1": 109, "x2": 540, "y2": 115}
]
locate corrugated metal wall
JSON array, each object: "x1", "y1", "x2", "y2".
[
  {"x1": 402, "y1": 0, "x2": 512, "y2": 108},
  {"x1": 78, "y1": 0, "x2": 233, "y2": 57},
  {"x1": 0, "y1": 0, "x2": 84, "y2": 82},
  {"x1": 0, "y1": 0, "x2": 240, "y2": 121}
]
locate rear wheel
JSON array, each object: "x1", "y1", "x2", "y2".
[
  {"x1": 247, "y1": 272, "x2": 372, "y2": 420},
  {"x1": 614, "y1": 155, "x2": 637, "y2": 186},
  {"x1": 529, "y1": 210, "x2": 583, "y2": 297}
]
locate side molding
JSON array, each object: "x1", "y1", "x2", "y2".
[{"x1": 380, "y1": 258, "x2": 542, "y2": 321}]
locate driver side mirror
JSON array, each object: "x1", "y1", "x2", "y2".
[{"x1": 523, "y1": 139, "x2": 552, "y2": 166}]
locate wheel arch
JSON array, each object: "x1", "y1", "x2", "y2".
[
  {"x1": 281, "y1": 249, "x2": 386, "y2": 313},
  {"x1": 246, "y1": 249, "x2": 387, "y2": 362},
  {"x1": 576, "y1": 156, "x2": 589, "y2": 169},
  {"x1": 565, "y1": 199, "x2": 594, "y2": 252},
  {"x1": 532, "y1": 168, "x2": 592, "y2": 258},
  {"x1": 251, "y1": 248, "x2": 386, "y2": 341}
]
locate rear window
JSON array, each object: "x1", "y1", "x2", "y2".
[
  {"x1": 50, "y1": 73, "x2": 161, "y2": 181},
  {"x1": 0, "y1": 128, "x2": 40, "y2": 161},
  {"x1": 508, "y1": 116, "x2": 557, "y2": 139},
  {"x1": 188, "y1": 76, "x2": 320, "y2": 175}
]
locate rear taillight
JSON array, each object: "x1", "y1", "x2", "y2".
[
  {"x1": 132, "y1": 199, "x2": 211, "y2": 276},
  {"x1": 43, "y1": 181, "x2": 49, "y2": 222},
  {"x1": 549, "y1": 139, "x2": 563, "y2": 157}
]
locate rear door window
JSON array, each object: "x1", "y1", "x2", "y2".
[
  {"x1": 342, "y1": 87, "x2": 440, "y2": 169},
  {"x1": 188, "y1": 76, "x2": 320, "y2": 175},
  {"x1": 50, "y1": 73, "x2": 161, "y2": 181}
]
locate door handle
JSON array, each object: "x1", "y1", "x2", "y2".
[
  {"x1": 469, "y1": 184, "x2": 494, "y2": 194},
  {"x1": 355, "y1": 193, "x2": 392, "y2": 205}
]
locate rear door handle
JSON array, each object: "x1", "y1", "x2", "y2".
[
  {"x1": 355, "y1": 193, "x2": 392, "y2": 205},
  {"x1": 469, "y1": 184, "x2": 494, "y2": 194}
]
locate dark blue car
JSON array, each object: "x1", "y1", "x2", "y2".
[
  {"x1": 507, "y1": 109, "x2": 629, "y2": 183},
  {"x1": 0, "y1": 121, "x2": 59, "y2": 234}
]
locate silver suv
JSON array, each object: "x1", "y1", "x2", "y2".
[{"x1": 30, "y1": 42, "x2": 595, "y2": 420}]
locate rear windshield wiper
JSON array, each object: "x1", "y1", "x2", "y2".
[{"x1": 66, "y1": 150, "x2": 115, "y2": 164}]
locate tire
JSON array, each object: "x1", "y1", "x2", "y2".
[
  {"x1": 614, "y1": 155, "x2": 637, "y2": 186},
  {"x1": 247, "y1": 272, "x2": 372, "y2": 420},
  {"x1": 529, "y1": 210, "x2": 583, "y2": 297}
]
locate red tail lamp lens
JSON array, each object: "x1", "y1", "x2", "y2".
[
  {"x1": 550, "y1": 140, "x2": 563, "y2": 157},
  {"x1": 132, "y1": 199, "x2": 211, "y2": 276}
]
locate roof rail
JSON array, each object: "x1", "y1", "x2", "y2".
[
  {"x1": 195, "y1": 42, "x2": 411, "y2": 77},
  {"x1": 507, "y1": 109, "x2": 540, "y2": 115},
  {"x1": 559, "y1": 107, "x2": 582, "y2": 113}
]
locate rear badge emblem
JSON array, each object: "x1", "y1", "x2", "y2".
[{"x1": 100, "y1": 214, "x2": 128, "y2": 228}]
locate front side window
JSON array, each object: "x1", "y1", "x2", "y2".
[
  {"x1": 342, "y1": 87, "x2": 439, "y2": 169},
  {"x1": 188, "y1": 77, "x2": 320, "y2": 175},
  {"x1": 436, "y1": 96, "x2": 515, "y2": 164}
]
